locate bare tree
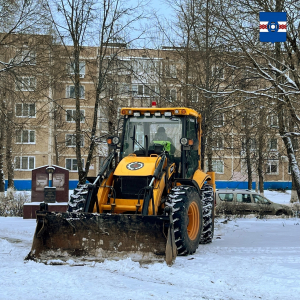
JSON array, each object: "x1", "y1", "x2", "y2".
[
  {"x1": 153, "y1": 0, "x2": 238, "y2": 174},
  {"x1": 46, "y1": 0, "x2": 145, "y2": 184},
  {"x1": 212, "y1": 0, "x2": 300, "y2": 200},
  {"x1": 0, "y1": 0, "x2": 52, "y2": 191}
]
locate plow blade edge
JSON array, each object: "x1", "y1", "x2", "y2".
[{"x1": 27, "y1": 212, "x2": 170, "y2": 263}]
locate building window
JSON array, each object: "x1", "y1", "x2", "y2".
[
  {"x1": 68, "y1": 61, "x2": 86, "y2": 78},
  {"x1": 16, "y1": 50, "x2": 36, "y2": 65},
  {"x1": 15, "y1": 156, "x2": 35, "y2": 170},
  {"x1": 214, "y1": 114, "x2": 224, "y2": 127},
  {"x1": 213, "y1": 160, "x2": 224, "y2": 173},
  {"x1": 206, "y1": 160, "x2": 224, "y2": 174},
  {"x1": 132, "y1": 59, "x2": 146, "y2": 73},
  {"x1": 132, "y1": 84, "x2": 158, "y2": 97},
  {"x1": 15, "y1": 130, "x2": 35, "y2": 144},
  {"x1": 165, "y1": 63, "x2": 177, "y2": 78},
  {"x1": 265, "y1": 160, "x2": 279, "y2": 175},
  {"x1": 292, "y1": 138, "x2": 299, "y2": 151},
  {"x1": 66, "y1": 110, "x2": 85, "y2": 122},
  {"x1": 241, "y1": 114, "x2": 253, "y2": 127},
  {"x1": 15, "y1": 77, "x2": 36, "y2": 91},
  {"x1": 212, "y1": 136, "x2": 224, "y2": 150},
  {"x1": 131, "y1": 59, "x2": 160, "y2": 74},
  {"x1": 242, "y1": 138, "x2": 257, "y2": 151},
  {"x1": 16, "y1": 103, "x2": 35, "y2": 117},
  {"x1": 66, "y1": 85, "x2": 85, "y2": 99},
  {"x1": 138, "y1": 84, "x2": 143, "y2": 95},
  {"x1": 241, "y1": 160, "x2": 256, "y2": 175},
  {"x1": 166, "y1": 88, "x2": 177, "y2": 102},
  {"x1": 212, "y1": 66, "x2": 224, "y2": 79},
  {"x1": 191, "y1": 90, "x2": 198, "y2": 103},
  {"x1": 119, "y1": 83, "x2": 130, "y2": 96},
  {"x1": 269, "y1": 115, "x2": 278, "y2": 127},
  {"x1": 66, "y1": 158, "x2": 84, "y2": 171},
  {"x1": 268, "y1": 138, "x2": 277, "y2": 151},
  {"x1": 66, "y1": 134, "x2": 84, "y2": 147}
]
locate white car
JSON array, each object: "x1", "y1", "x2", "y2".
[{"x1": 215, "y1": 189, "x2": 293, "y2": 216}]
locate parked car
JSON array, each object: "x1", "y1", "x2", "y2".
[{"x1": 215, "y1": 189, "x2": 293, "y2": 216}]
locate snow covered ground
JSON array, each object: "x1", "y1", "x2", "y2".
[{"x1": 0, "y1": 191, "x2": 300, "y2": 300}]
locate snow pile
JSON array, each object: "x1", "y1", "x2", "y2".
[{"x1": 0, "y1": 238, "x2": 14, "y2": 254}]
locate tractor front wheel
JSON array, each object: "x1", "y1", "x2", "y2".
[{"x1": 166, "y1": 186, "x2": 203, "y2": 255}]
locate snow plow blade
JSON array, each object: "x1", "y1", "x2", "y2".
[{"x1": 26, "y1": 211, "x2": 175, "y2": 264}]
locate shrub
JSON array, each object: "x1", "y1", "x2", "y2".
[
  {"x1": 0, "y1": 189, "x2": 30, "y2": 217},
  {"x1": 291, "y1": 202, "x2": 300, "y2": 218}
]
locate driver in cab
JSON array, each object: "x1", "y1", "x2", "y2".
[{"x1": 153, "y1": 127, "x2": 175, "y2": 154}]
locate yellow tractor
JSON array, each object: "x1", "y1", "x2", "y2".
[{"x1": 27, "y1": 106, "x2": 215, "y2": 265}]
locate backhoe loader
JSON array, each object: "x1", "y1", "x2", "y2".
[{"x1": 27, "y1": 105, "x2": 215, "y2": 266}]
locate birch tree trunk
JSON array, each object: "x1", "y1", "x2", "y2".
[
  {"x1": 0, "y1": 100, "x2": 5, "y2": 192},
  {"x1": 6, "y1": 109, "x2": 14, "y2": 189}
]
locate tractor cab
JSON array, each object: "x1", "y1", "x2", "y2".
[{"x1": 117, "y1": 107, "x2": 201, "y2": 179}]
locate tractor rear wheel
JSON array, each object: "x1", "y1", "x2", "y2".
[
  {"x1": 67, "y1": 184, "x2": 89, "y2": 212},
  {"x1": 199, "y1": 184, "x2": 214, "y2": 244},
  {"x1": 166, "y1": 186, "x2": 203, "y2": 255}
]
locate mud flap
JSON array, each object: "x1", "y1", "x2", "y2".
[{"x1": 27, "y1": 211, "x2": 171, "y2": 264}]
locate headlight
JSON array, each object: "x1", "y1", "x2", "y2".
[
  {"x1": 112, "y1": 136, "x2": 120, "y2": 145},
  {"x1": 107, "y1": 136, "x2": 119, "y2": 145},
  {"x1": 180, "y1": 137, "x2": 188, "y2": 146}
]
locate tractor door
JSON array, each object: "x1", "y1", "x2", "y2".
[{"x1": 185, "y1": 117, "x2": 199, "y2": 178}]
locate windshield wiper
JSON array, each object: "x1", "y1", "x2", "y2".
[{"x1": 130, "y1": 125, "x2": 145, "y2": 151}]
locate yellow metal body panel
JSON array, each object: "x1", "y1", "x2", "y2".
[
  {"x1": 114, "y1": 155, "x2": 161, "y2": 176},
  {"x1": 206, "y1": 171, "x2": 216, "y2": 192},
  {"x1": 101, "y1": 199, "x2": 143, "y2": 213},
  {"x1": 93, "y1": 172, "x2": 114, "y2": 213},
  {"x1": 94, "y1": 154, "x2": 166, "y2": 215},
  {"x1": 121, "y1": 107, "x2": 201, "y2": 119},
  {"x1": 192, "y1": 169, "x2": 211, "y2": 189},
  {"x1": 151, "y1": 174, "x2": 165, "y2": 215},
  {"x1": 97, "y1": 176, "x2": 166, "y2": 215}
]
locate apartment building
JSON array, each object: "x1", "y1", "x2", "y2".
[{"x1": 1, "y1": 35, "x2": 297, "y2": 190}]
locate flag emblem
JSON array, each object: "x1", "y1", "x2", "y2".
[{"x1": 260, "y1": 12, "x2": 287, "y2": 43}]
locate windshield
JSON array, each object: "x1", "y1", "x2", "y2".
[{"x1": 122, "y1": 115, "x2": 182, "y2": 157}]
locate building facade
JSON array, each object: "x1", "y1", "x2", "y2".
[{"x1": 1, "y1": 35, "x2": 297, "y2": 190}]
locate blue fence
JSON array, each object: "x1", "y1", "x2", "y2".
[
  {"x1": 4, "y1": 179, "x2": 293, "y2": 191},
  {"x1": 215, "y1": 181, "x2": 292, "y2": 190}
]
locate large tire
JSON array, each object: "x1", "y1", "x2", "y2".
[
  {"x1": 67, "y1": 184, "x2": 89, "y2": 212},
  {"x1": 199, "y1": 184, "x2": 214, "y2": 244},
  {"x1": 165, "y1": 185, "x2": 203, "y2": 255}
]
